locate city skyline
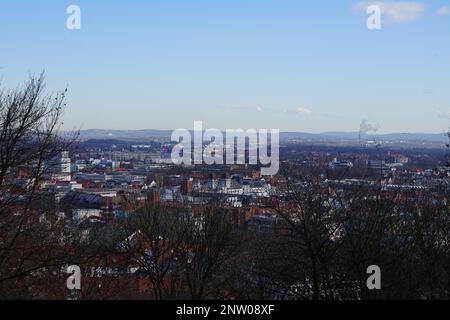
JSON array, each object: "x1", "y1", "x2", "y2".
[{"x1": 1, "y1": 0, "x2": 450, "y2": 133}]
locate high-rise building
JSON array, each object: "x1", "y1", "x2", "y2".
[
  {"x1": 60, "y1": 151, "x2": 71, "y2": 175},
  {"x1": 49, "y1": 151, "x2": 71, "y2": 182}
]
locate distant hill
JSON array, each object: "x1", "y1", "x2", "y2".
[
  {"x1": 79, "y1": 129, "x2": 174, "y2": 140},
  {"x1": 284, "y1": 132, "x2": 449, "y2": 143},
  {"x1": 76, "y1": 129, "x2": 449, "y2": 144}
]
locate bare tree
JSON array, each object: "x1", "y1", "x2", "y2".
[
  {"x1": 0, "y1": 73, "x2": 77, "y2": 298},
  {"x1": 120, "y1": 197, "x2": 243, "y2": 300},
  {"x1": 121, "y1": 200, "x2": 187, "y2": 300},
  {"x1": 179, "y1": 202, "x2": 242, "y2": 300}
]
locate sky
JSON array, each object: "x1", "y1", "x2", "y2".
[{"x1": 0, "y1": 0, "x2": 450, "y2": 133}]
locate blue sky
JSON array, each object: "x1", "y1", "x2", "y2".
[{"x1": 1, "y1": 0, "x2": 450, "y2": 133}]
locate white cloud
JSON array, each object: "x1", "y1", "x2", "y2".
[
  {"x1": 286, "y1": 107, "x2": 313, "y2": 115},
  {"x1": 296, "y1": 107, "x2": 312, "y2": 115},
  {"x1": 436, "y1": 6, "x2": 450, "y2": 16},
  {"x1": 353, "y1": 1, "x2": 427, "y2": 24},
  {"x1": 221, "y1": 105, "x2": 313, "y2": 116},
  {"x1": 435, "y1": 110, "x2": 450, "y2": 119}
]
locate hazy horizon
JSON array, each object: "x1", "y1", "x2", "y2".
[{"x1": 75, "y1": 127, "x2": 449, "y2": 135}]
